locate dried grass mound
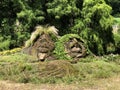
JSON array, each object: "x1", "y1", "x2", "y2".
[
  {"x1": 0, "y1": 60, "x2": 77, "y2": 82},
  {"x1": 38, "y1": 60, "x2": 78, "y2": 78}
]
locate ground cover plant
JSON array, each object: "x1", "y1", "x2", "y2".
[{"x1": 0, "y1": 52, "x2": 120, "y2": 84}]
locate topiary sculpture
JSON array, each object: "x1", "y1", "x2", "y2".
[{"x1": 23, "y1": 25, "x2": 58, "y2": 61}]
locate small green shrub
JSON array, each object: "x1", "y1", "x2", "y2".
[
  {"x1": 0, "y1": 40, "x2": 10, "y2": 51},
  {"x1": 114, "y1": 33, "x2": 120, "y2": 53}
]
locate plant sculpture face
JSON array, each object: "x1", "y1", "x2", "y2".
[{"x1": 24, "y1": 25, "x2": 58, "y2": 61}]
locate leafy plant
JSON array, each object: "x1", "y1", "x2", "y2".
[
  {"x1": 0, "y1": 39, "x2": 11, "y2": 51},
  {"x1": 114, "y1": 33, "x2": 120, "y2": 53},
  {"x1": 79, "y1": 0, "x2": 114, "y2": 55}
]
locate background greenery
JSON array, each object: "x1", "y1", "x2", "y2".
[
  {"x1": 0, "y1": 0, "x2": 120, "y2": 55},
  {"x1": 0, "y1": 0, "x2": 120, "y2": 85}
]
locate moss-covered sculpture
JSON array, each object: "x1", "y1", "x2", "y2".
[
  {"x1": 54, "y1": 34, "x2": 86, "y2": 62},
  {"x1": 23, "y1": 26, "x2": 86, "y2": 62},
  {"x1": 23, "y1": 25, "x2": 58, "y2": 61}
]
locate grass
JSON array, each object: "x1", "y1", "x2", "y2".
[
  {"x1": 0, "y1": 75, "x2": 120, "y2": 90},
  {"x1": 0, "y1": 53, "x2": 35, "y2": 63},
  {"x1": 0, "y1": 53, "x2": 120, "y2": 84}
]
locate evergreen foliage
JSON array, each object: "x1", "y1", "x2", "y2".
[
  {"x1": 0, "y1": 0, "x2": 115, "y2": 55},
  {"x1": 80, "y1": 0, "x2": 114, "y2": 55},
  {"x1": 105, "y1": 0, "x2": 120, "y2": 16}
]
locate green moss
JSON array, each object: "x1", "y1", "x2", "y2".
[{"x1": 54, "y1": 34, "x2": 84, "y2": 60}]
